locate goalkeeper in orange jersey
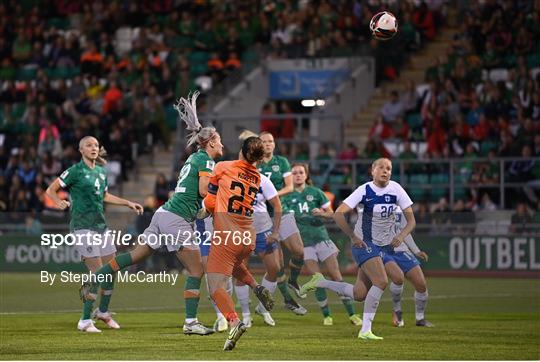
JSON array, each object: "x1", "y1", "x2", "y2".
[{"x1": 201, "y1": 136, "x2": 274, "y2": 351}]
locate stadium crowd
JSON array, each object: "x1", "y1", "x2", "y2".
[
  {"x1": 362, "y1": 0, "x2": 540, "y2": 210},
  {"x1": 0, "y1": 0, "x2": 445, "y2": 215}
]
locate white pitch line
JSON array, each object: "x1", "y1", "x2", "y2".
[{"x1": 0, "y1": 293, "x2": 516, "y2": 315}]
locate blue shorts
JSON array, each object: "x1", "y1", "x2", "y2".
[
  {"x1": 352, "y1": 240, "x2": 393, "y2": 267},
  {"x1": 383, "y1": 251, "x2": 420, "y2": 274},
  {"x1": 195, "y1": 219, "x2": 212, "y2": 257},
  {"x1": 255, "y1": 229, "x2": 278, "y2": 254}
]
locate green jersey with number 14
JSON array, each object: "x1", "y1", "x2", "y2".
[
  {"x1": 282, "y1": 186, "x2": 331, "y2": 246},
  {"x1": 163, "y1": 149, "x2": 215, "y2": 222}
]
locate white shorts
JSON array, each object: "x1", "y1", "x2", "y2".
[
  {"x1": 279, "y1": 213, "x2": 299, "y2": 241},
  {"x1": 304, "y1": 240, "x2": 339, "y2": 262},
  {"x1": 141, "y1": 207, "x2": 198, "y2": 252},
  {"x1": 73, "y1": 229, "x2": 116, "y2": 259}
]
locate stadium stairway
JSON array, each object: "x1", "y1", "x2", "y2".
[
  {"x1": 344, "y1": 24, "x2": 457, "y2": 149},
  {"x1": 107, "y1": 149, "x2": 174, "y2": 229}
]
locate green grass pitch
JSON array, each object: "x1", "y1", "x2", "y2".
[{"x1": 1, "y1": 273, "x2": 539, "y2": 360}]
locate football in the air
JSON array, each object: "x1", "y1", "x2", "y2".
[{"x1": 370, "y1": 11, "x2": 398, "y2": 41}]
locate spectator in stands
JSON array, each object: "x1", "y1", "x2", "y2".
[
  {"x1": 260, "y1": 102, "x2": 279, "y2": 137},
  {"x1": 451, "y1": 199, "x2": 476, "y2": 234},
  {"x1": 413, "y1": 2, "x2": 436, "y2": 43},
  {"x1": 432, "y1": 197, "x2": 451, "y2": 233},
  {"x1": 402, "y1": 80, "x2": 420, "y2": 115},
  {"x1": 508, "y1": 145, "x2": 534, "y2": 183},
  {"x1": 369, "y1": 115, "x2": 393, "y2": 141},
  {"x1": 279, "y1": 102, "x2": 296, "y2": 140},
  {"x1": 339, "y1": 142, "x2": 359, "y2": 160},
  {"x1": 415, "y1": 202, "x2": 432, "y2": 233},
  {"x1": 510, "y1": 202, "x2": 532, "y2": 235},
  {"x1": 154, "y1": 173, "x2": 170, "y2": 207},
  {"x1": 380, "y1": 90, "x2": 404, "y2": 123},
  {"x1": 41, "y1": 152, "x2": 62, "y2": 185}
]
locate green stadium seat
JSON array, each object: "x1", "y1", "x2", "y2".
[
  {"x1": 311, "y1": 175, "x2": 325, "y2": 187},
  {"x1": 11, "y1": 103, "x2": 26, "y2": 120},
  {"x1": 164, "y1": 105, "x2": 178, "y2": 130},
  {"x1": 188, "y1": 51, "x2": 210, "y2": 64},
  {"x1": 406, "y1": 113, "x2": 423, "y2": 128},
  {"x1": 454, "y1": 187, "x2": 467, "y2": 201},
  {"x1": 329, "y1": 174, "x2": 345, "y2": 184},
  {"x1": 0, "y1": 67, "x2": 16, "y2": 80},
  {"x1": 479, "y1": 140, "x2": 497, "y2": 155},
  {"x1": 47, "y1": 17, "x2": 70, "y2": 30},
  {"x1": 190, "y1": 63, "x2": 208, "y2": 77},
  {"x1": 408, "y1": 174, "x2": 429, "y2": 201},
  {"x1": 16, "y1": 68, "x2": 37, "y2": 81},
  {"x1": 430, "y1": 173, "x2": 449, "y2": 201},
  {"x1": 241, "y1": 49, "x2": 259, "y2": 65}
]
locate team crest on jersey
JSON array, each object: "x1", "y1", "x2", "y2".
[
  {"x1": 306, "y1": 195, "x2": 314, "y2": 202},
  {"x1": 272, "y1": 165, "x2": 279, "y2": 172},
  {"x1": 99, "y1": 174, "x2": 105, "y2": 180},
  {"x1": 385, "y1": 195, "x2": 390, "y2": 202}
]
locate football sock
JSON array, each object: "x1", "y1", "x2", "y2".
[
  {"x1": 184, "y1": 276, "x2": 201, "y2": 323},
  {"x1": 315, "y1": 287, "x2": 331, "y2": 317},
  {"x1": 360, "y1": 286, "x2": 384, "y2": 333},
  {"x1": 390, "y1": 282, "x2": 403, "y2": 312},
  {"x1": 415, "y1": 290, "x2": 428, "y2": 320}
]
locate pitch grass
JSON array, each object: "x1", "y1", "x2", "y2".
[{"x1": 1, "y1": 273, "x2": 539, "y2": 360}]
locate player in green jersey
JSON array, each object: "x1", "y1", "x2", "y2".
[
  {"x1": 46, "y1": 136, "x2": 143, "y2": 333},
  {"x1": 81, "y1": 92, "x2": 223, "y2": 335},
  {"x1": 257, "y1": 132, "x2": 307, "y2": 315},
  {"x1": 282, "y1": 163, "x2": 362, "y2": 326}
]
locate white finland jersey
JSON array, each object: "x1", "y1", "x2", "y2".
[
  {"x1": 343, "y1": 180, "x2": 413, "y2": 246},
  {"x1": 252, "y1": 174, "x2": 278, "y2": 233}
]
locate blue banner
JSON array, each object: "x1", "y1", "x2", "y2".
[{"x1": 269, "y1": 70, "x2": 348, "y2": 99}]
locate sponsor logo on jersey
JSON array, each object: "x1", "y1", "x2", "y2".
[
  {"x1": 60, "y1": 170, "x2": 69, "y2": 179},
  {"x1": 272, "y1": 165, "x2": 280, "y2": 172},
  {"x1": 306, "y1": 195, "x2": 314, "y2": 202}
]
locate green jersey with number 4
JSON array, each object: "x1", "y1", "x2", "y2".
[
  {"x1": 282, "y1": 186, "x2": 331, "y2": 246},
  {"x1": 257, "y1": 155, "x2": 291, "y2": 191},
  {"x1": 163, "y1": 149, "x2": 215, "y2": 222},
  {"x1": 59, "y1": 160, "x2": 108, "y2": 232}
]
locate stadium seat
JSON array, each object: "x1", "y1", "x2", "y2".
[
  {"x1": 188, "y1": 51, "x2": 210, "y2": 64},
  {"x1": 408, "y1": 174, "x2": 429, "y2": 201},
  {"x1": 430, "y1": 173, "x2": 449, "y2": 201},
  {"x1": 16, "y1": 68, "x2": 37, "y2": 81},
  {"x1": 329, "y1": 174, "x2": 345, "y2": 185}
]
